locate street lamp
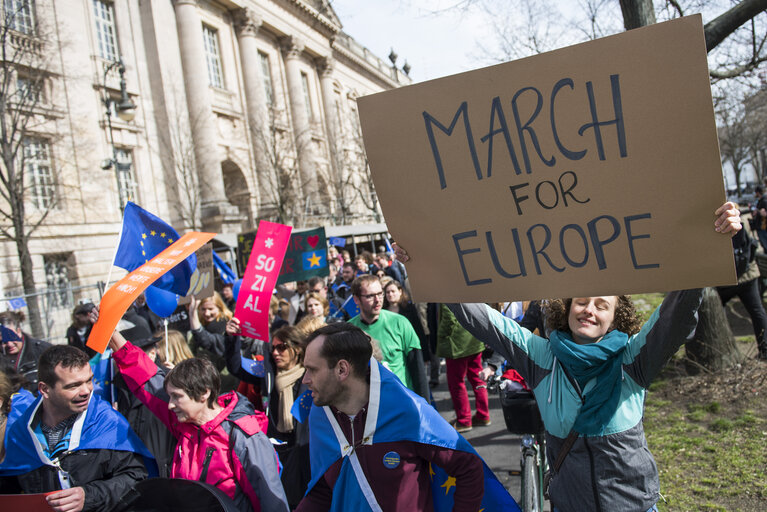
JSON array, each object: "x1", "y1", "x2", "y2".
[{"x1": 100, "y1": 58, "x2": 136, "y2": 206}]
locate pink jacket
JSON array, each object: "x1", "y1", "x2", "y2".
[{"x1": 113, "y1": 342, "x2": 288, "y2": 512}]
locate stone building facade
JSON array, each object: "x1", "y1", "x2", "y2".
[{"x1": 0, "y1": 0, "x2": 410, "y2": 337}]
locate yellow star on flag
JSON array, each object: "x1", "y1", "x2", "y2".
[
  {"x1": 167, "y1": 238, "x2": 173, "y2": 243},
  {"x1": 160, "y1": 232, "x2": 165, "y2": 238},
  {"x1": 441, "y1": 476, "x2": 456, "y2": 495},
  {"x1": 142, "y1": 233, "x2": 147, "y2": 239},
  {"x1": 307, "y1": 252, "x2": 322, "y2": 268},
  {"x1": 428, "y1": 463, "x2": 435, "y2": 481},
  {"x1": 150, "y1": 230, "x2": 156, "y2": 236}
]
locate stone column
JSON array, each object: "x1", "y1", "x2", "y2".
[
  {"x1": 281, "y1": 35, "x2": 316, "y2": 205},
  {"x1": 173, "y1": 0, "x2": 234, "y2": 231},
  {"x1": 317, "y1": 56, "x2": 339, "y2": 216},
  {"x1": 317, "y1": 56, "x2": 338, "y2": 160},
  {"x1": 233, "y1": 8, "x2": 271, "y2": 213}
]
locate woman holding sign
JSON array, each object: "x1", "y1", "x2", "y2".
[{"x1": 394, "y1": 202, "x2": 741, "y2": 512}]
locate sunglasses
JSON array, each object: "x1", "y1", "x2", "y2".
[{"x1": 271, "y1": 343, "x2": 289, "y2": 353}]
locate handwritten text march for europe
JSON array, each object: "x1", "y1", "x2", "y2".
[{"x1": 358, "y1": 16, "x2": 735, "y2": 303}]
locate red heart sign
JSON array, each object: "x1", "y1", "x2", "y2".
[{"x1": 307, "y1": 235, "x2": 319, "y2": 248}]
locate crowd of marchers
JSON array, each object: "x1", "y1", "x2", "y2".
[{"x1": 0, "y1": 200, "x2": 749, "y2": 512}]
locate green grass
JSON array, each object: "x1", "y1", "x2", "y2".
[
  {"x1": 631, "y1": 293, "x2": 666, "y2": 323},
  {"x1": 645, "y1": 392, "x2": 767, "y2": 510}
]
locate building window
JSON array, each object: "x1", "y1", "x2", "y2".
[
  {"x1": 259, "y1": 52, "x2": 274, "y2": 106},
  {"x1": 23, "y1": 137, "x2": 55, "y2": 209},
  {"x1": 5, "y1": 0, "x2": 35, "y2": 34},
  {"x1": 93, "y1": 0, "x2": 118, "y2": 61},
  {"x1": 115, "y1": 148, "x2": 137, "y2": 210},
  {"x1": 16, "y1": 75, "x2": 42, "y2": 104},
  {"x1": 202, "y1": 25, "x2": 224, "y2": 88},
  {"x1": 44, "y1": 253, "x2": 74, "y2": 309},
  {"x1": 301, "y1": 72, "x2": 313, "y2": 120}
]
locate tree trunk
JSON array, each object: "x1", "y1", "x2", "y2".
[
  {"x1": 17, "y1": 235, "x2": 44, "y2": 339},
  {"x1": 685, "y1": 287, "x2": 743, "y2": 375},
  {"x1": 619, "y1": 0, "x2": 656, "y2": 30}
]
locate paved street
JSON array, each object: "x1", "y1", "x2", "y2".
[{"x1": 430, "y1": 371, "x2": 552, "y2": 511}]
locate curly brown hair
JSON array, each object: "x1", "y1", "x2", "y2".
[{"x1": 544, "y1": 296, "x2": 642, "y2": 337}]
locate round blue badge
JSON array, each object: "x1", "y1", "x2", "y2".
[{"x1": 382, "y1": 451, "x2": 401, "y2": 469}]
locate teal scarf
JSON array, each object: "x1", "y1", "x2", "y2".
[{"x1": 549, "y1": 329, "x2": 629, "y2": 436}]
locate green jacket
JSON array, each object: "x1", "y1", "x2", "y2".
[{"x1": 436, "y1": 304, "x2": 484, "y2": 359}]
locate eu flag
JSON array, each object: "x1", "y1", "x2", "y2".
[
  {"x1": 212, "y1": 251, "x2": 237, "y2": 284},
  {"x1": 240, "y1": 354, "x2": 265, "y2": 378},
  {"x1": 113, "y1": 202, "x2": 196, "y2": 296},
  {"x1": 90, "y1": 350, "x2": 113, "y2": 403},
  {"x1": 290, "y1": 388, "x2": 313, "y2": 424}
]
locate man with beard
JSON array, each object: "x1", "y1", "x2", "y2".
[
  {"x1": 347, "y1": 275, "x2": 428, "y2": 399},
  {"x1": 295, "y1": 323, "x2": 518, "y2": 512}
]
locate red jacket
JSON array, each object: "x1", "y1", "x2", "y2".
[{"x1": 113, "y1": 342, "x2": 288, "y2": 512}]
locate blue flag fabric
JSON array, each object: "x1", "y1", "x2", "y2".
[
  {"x1": 0, "y1": 393, "x2": 156, "y2": 477},
  {"x1": 90, "y1": 350, "x2": 114, "y2": 403},
  {"x1": 328, "y1": 237, "x2": 346, "y2": 248},
  {"x1": 1, "y1": 324, "x2": 21, "y2": 343},
  {"x1": 305, "y1": 360, "x2": 520, "y2": 511},
  {"x1": 290, "y1": 388, "x2": 313, "y2": 424},
  {"x1": 239, "y1": 355, "x2": 265, "y2": 378},
  {"x1": 341, "y1": 295, "x2": 360, "y2": 319},
  {"x1": 302, "y1": 250, "x2": 327, "y2": 271},
  {"x1": 113, "y1": 201, "x2": 196, "y2": 296},
  {"x1": 384, "y1": 237, "x2": 394, "y2": 254},
  {"x1": 7, "y1": 297, "x2": 27, "y2": 310},
  {"x1": 212, "y1": 251, "x2": 237, "y2": 284},
  {"x1": 6, "y1": 388, "x2": 35, "y2": 428}
]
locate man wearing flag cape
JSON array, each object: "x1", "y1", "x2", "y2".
[
  {"x1": 0, "y1": 345, "x2": 152, "y2": 511},
  {"x1": 295, "y1": 323, "x2": 520, "y2": 512}
]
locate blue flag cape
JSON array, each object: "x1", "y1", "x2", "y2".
[
  {"x1": 113, "y1": 201, "x2": 196, "y2": 296},
  {"x1": 0, "y1": 393, "x2": 156, "y2": 477},
  {"x1": 6, "y1": 388, "x2": 35, "y2": 427},
  {"x1": 305, "y1": 360, "x2": 520, "y2": 511}
]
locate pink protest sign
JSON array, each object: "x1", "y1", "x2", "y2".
[{"x1": 235, "y1": 220, "x2": 292, "y2": 340}]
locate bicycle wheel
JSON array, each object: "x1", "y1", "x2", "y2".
[{"x1": 522, "y1": 451, "x2": 540, "y2": 512}]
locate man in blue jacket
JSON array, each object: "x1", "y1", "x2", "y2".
[{"x1": 0, "y1": 345, "x2": 150, "y2": 512}]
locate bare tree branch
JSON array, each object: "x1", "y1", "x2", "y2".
[{"x1": 704, "y1": 0, "x2": 767, "y2": 52}]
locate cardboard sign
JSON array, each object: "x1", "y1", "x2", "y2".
[
  {"x1": 238, "y1": 227, "x2": 329, "y2": 284},
  {"x1": 87, "y1": 232, "x2": 215, "y2": 353},
  {"x1": 357, "y1": 15, "x2": 735, "y2": 303},
  {"x1": 178, "y1": 243, "x2": 214, "y2": 305},
  {"x1": 235, "y1": 221, "x2": 292, "y2": 340}
]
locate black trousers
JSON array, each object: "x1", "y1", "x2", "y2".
[{"x1": 717, "y1": 278, "x2": 767, "y2": 356}]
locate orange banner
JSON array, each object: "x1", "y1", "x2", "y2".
[{"x1": 87, "y1": 232, "x2": 215, "y2": 353}]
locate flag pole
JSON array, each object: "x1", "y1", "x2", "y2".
[
  {"x1": 104, "y1": 203, "x2": 130, "y2": 290},
  {"x1": 164, "y1": 319, "x2": 169, "y2": 363}
]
